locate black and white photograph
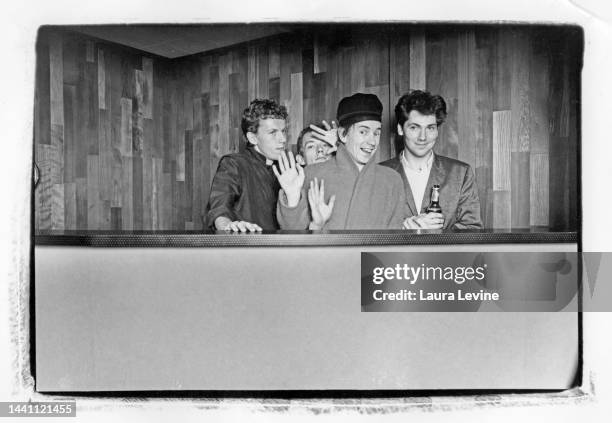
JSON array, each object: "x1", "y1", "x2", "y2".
[{"x1": 2, "y1": 0, "x2": 612, "y2": 421}]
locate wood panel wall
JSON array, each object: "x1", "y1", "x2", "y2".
[{"x1": 34, "y1": 26, "x2": 581, "y2": 231}]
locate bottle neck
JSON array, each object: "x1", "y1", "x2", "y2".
[{"x1": 431, "y1": 189, "x2": 440, "y2": 203}]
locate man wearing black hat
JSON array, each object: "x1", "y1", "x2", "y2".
[{"x1": 275, "y1": 93, "x2": 408, "y2": 230}]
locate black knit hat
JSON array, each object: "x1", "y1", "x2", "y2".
[{"x1": 336, "y1": 93, "x2": 383, "y2": 127}]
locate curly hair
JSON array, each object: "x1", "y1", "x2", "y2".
[
  {"x1": 241, "y1": 98, "x2": 288, "y2": 137},
  {"x1": 394, "y1": 90, "x2": 447, "y2": 127}
]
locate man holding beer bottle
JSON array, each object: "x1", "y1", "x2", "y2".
[{"x1": 380, "y1": 90, "x2": 483, "y2": 230}]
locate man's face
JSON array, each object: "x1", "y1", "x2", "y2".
[
  {"x1": 248, "y1": 118, "x2": 287, "y2": 161},
  {"x1": 341, "y1": 120, "x2": 382, "y2": 166},
  {"x1": 300, "y1": 132, "x2": 333, "y2": 165},
  {"x1": 399, "y1": 110, "x2": 438, "y2": 159}
]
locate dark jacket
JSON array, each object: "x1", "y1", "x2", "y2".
[
  {"x1": 206, "y1": 145, "x2": 280, "y2": 230},
  {"x1": 379, "y1": 154, "x2": 483, "y2": 229}
]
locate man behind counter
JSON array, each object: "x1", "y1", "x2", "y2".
[
  {"x1": 380, "y1": 90, "x2": 483, "y2": 230},
  {"x1": 205, "y1": 98, "x2": 287, "y2": 232},
  {"x1": 275, "y1": 93, "x2": 408, "y2": 230},
  {"x1": 295, "y1": 121, "x2": 339, "y2": 166}
]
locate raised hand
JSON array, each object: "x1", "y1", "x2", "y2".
[
  {"x1": 307, "y1": 177, "x2": 336, "y2": 230},
  {"x1": 309, "y1": 120, "x2": 339, "y2": 152},
  {"x1": 272, "y1": 150, "x2": 305, "y2": 207}
]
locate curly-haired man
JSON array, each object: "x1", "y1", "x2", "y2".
[{"x1": 205, "y1": 98, "x2": 288, "y2": 232}]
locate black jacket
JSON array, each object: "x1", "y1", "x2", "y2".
[{"x1": 206, "y1": 145, "x2": 281, "y2": 230}]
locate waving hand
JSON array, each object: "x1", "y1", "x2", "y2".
[{"x1": 273, "y1": 150, "x2": 305, "y2": 207}]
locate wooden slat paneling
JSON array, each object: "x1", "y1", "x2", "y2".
[
  {"x1": 269, "y1": 39, "x2": 280, "y2": 79},
  {"x1": 75, "y1": 177, "x2": 87, "y2": 230},
  {"x1": 111, "y1": 207, "x2": 121, "y2": 230},
  {"x1": 229, "y1": 72, "x2": 243, "y2": 153},
  {"x1": 50, "y1": 124, "x2": 64, "y2": 184},
  {"x1": 142, "y1": 118, "x2": 154, "y2": 229},
  {"x1": 289, "y1": 72, "x2": 303, "y2": 146},
  {"x1": 161, "y1": 172, "x2": 172, "y2": 229},
  {"x1": 192, "y1": 97, "x2": 203, "y2": 228},
  {"x1": 34, "y1": 27, "x2": 580, "y2": 232},
  {"x1": 409, "y1": 28, "x2": 426, "y2": 90},
  {"x1": 109, "y1": 51, "x2": 123, "y2": 208},
  {"x1": 530, "y1": 153, "x2": 549, "y2": 226},
  {"x1": 493, "y1": 110, "x2": 512, "y2": 229},
  {"x1": 510, "y1": 30, "x2": 531, "y2": 153},
  {"x1": 511, "y1": 151, "x2": 530, "y2": 228},
  {"x1": 98, "y1": 49, "x2": 106, "y2": 110},
  {"x1": 457, "y1": 30, "x2": 477, "y2": 168},
  {"x1": 247, "y1": 44, "x2": 259, "y2": 101},
  {"x1": 209, "y1": 62, "x2": 219, "y2": 106},
  {"x1": 132, "y1": 156, "x2": 143, "y2": 230},
  {"x1": 62, "y1": 36, "x2": 79, "y2": 85},
  {"x1": 84, "y1": 58, "x2": 98, "y2": 155},
  {"x1": 494, "y1": 29, "x2": 512, "y2": 111},
  {"x1": 185, "y1": 130, "x2": 193, "y2": 220},
  {"x1": 474, "y1": 29, "x2": 494, "y2": 228},
  {"x1": 313, "y1": 34, "x2": 327, "y2": 74},
  {"x1": 493, "y1": 190, "x2": 512, "y2": 230},
  {"x1": 257, "y1": 44, "x2": 270, "y2": 99},
  {"x1": 87, "y1": 155, "x2": 100, "y2": 229},
  {"x1": 36, "y1": 36, "x2": 52, "y2": 148},
  {"x1": 142, "y1": 57, "x2": 153, "y2": 119},
  {"x1": 209, "y1": 104, "x2": 221, "y2": 182},
  {"x1": 49, "y1": 33, "x2": 64, "y2": 127},
  {"x1": 62, "y1": 85, "x2": 76, "y2": 183},
  {"x1": 36, "y1": 144, "x2": 54, "y2": 230},
  {"x1": 364, "y1": 84, "x2": 391, "y2": 161},
  {"x1": 86, "y1": 41, "x2": 95, "y2": 62},
  {"x1": 151, "y1": 158, "x2": 162, "y2": 229},
  {"x1": 98, "y1": 109, "x2": 112, "y2": 227},
  {"x1": 365, "y1": 35, "x2": 388, "y2": 89},
  {"x1": 64, "y1": 182, "x2": 76, "y2": 229},
  {"x1": 493, "y1": 110, "x2": 511, "y2": 191},
  {"x1": 134, "y1": 70, "x2": 145, "y2": 154},
  {"x1": 436, "y1": 34, "x2": 459, "y2": 159},
  {"x1": 566, "y1": 45, "x2": 579, "y2": 231},
  {"x1": 218, "y1": 54, "x2": 231, "y2": 156},
  {"x1": 142, "y1": 154, "x2": 153, "y2": 230},
  {"x1": 120, "y1": 98, "x2": 133, "y2": 157},
  {"x1": 121, "y1": 156, "x2": 133, "y2": 229},
  {"x1": 51, "y1": 184, "x2": 65, "y2": 230},
  {"x1": 302, "y1": 48, "x2": 315, "y2": 125},
  {"x1": 51, "y1": 184, "x2": 64, "y2": 230},
  {"x1": 99, "y1": 109, "x2": 112, "y2": 205},
  {"x1": 529, "y1": 38, "x2": 550, "y2": 155}
]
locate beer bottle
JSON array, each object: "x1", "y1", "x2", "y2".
[{"x1": 426, "y1": 185, "x2": 442, "y2": 213}]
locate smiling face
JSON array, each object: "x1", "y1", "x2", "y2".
[
  {"x1": 340, "y1": 120, "x2": 382, "y2": 168},
  {"x1": 300, "y1": 132, "x2": 333, "y2": 165},
  {"x1": 399, "y1": 110, "x2": 438, "y2": 159},
  {"x1": 246, "y1": 118, "x2": 287, "y2": 161}
]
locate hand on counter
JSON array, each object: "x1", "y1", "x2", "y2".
[{"x1": 215, "y1": 216, "x2": 262, "y2": 232}]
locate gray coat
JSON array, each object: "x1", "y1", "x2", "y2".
[{"x1": 277, "y1": 144, "x2": 408, "y2": 230}]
